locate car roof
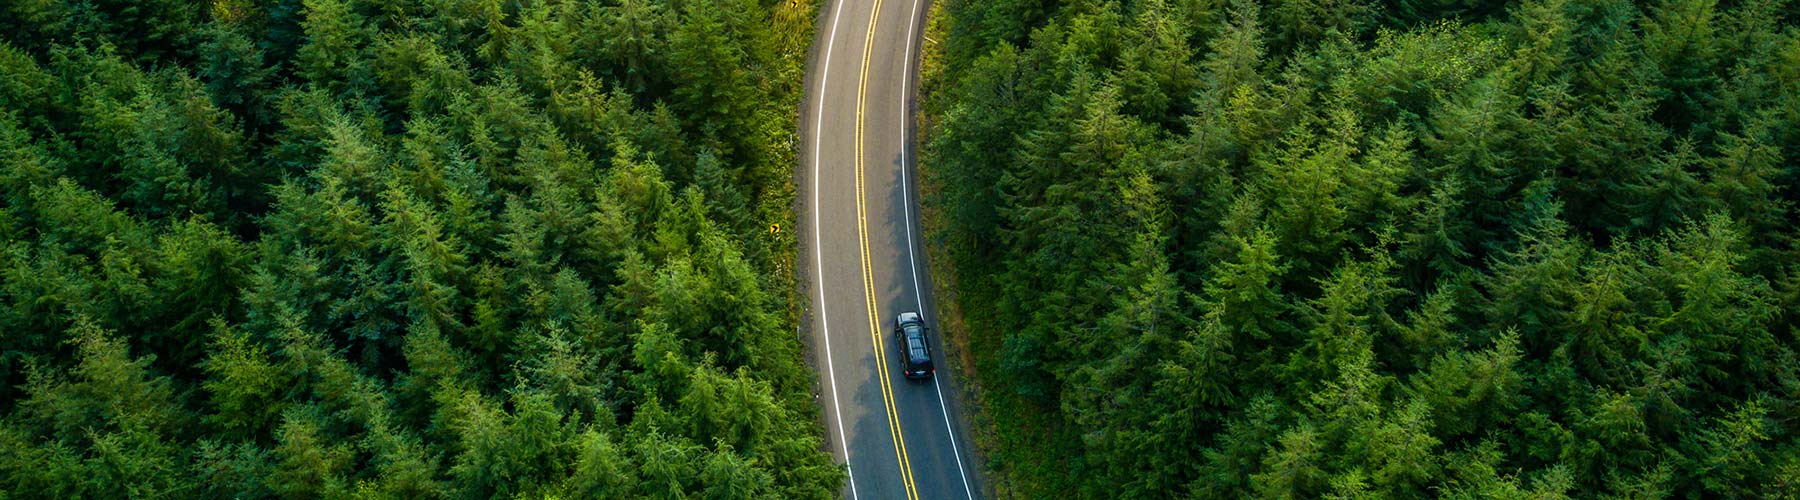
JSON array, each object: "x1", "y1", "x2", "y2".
[
  {"x1": 905, "y1": 331, "x2": 929, "y2": 361},
  {"x1": 907, "y1": 339, "x2": 929, "y2": 361}
]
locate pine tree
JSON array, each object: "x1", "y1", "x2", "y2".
[{"x1": 202, "y1": 320, "x2": 286, "y2": 440}]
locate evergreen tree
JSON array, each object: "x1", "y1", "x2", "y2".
[
  {"x1": 0, "y1": 0, "x2": 840, "y2": 496},
  {"x1": 922, "y1": 0, "x2": 1800, "y2": 496}
]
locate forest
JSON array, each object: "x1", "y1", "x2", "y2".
[
  {"x1": 921, "y1": 0, "x2": 1800, "y2": 497},
  {"x1": 0, "y1": 0, "x2": 844, "y2": 498}
]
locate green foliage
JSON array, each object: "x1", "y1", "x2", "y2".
[
  {"x1": 923, "y1": 0, "x2": 1800, "y2": 496},
  {"x1": 0, "y1": 0, "x2": 840, "y2": 497}
]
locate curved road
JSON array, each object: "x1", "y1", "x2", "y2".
[{"x1": 800, "y1": 0, "x2": 985, "y2": 497}]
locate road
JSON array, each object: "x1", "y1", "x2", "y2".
[{"x1": 800, "y1": 0, "x2": 985, "y2": 497}]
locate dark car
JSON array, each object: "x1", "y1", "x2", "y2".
[{"x1": 894, "y1": 312, "x2": 934, "y2": 379}]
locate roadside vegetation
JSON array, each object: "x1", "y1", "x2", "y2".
[
  {"x1": 920, "y1": 0, "x2": 1800, "y2": 497},
  {"x1": 0, "y1": 0, "x2": 841, "y2": 497}
]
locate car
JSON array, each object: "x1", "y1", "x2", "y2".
[{"x1": 894, "y1": 311, "x2": 934, "y2": 379}]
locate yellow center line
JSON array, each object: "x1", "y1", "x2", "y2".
[{"x1": 854, "y1": 0, "x2": 918, "y2": 497}]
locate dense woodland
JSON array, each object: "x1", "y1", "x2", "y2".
[
  {"x1": 0, "y1": 0, "x2": 844, "y2": 498},
  {"x1": 923, "y1": 0, "x2": 1800, "y2": 497}
]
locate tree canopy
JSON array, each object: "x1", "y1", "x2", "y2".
[
  {"x1": 0, "y1": 0, "x2": 839, "y2": 498},
  {"x1": 922, "y1": 0, "x2": 1800, "y2": 497}
]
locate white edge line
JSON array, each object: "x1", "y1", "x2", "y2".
[
  {"x1": 897, "y1": 0, "x2": 976, "y2": 497},
  {"x1": 812, "y1": 0, "x2": 857, "y2": 497}
]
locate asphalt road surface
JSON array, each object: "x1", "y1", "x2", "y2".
[{"x1": 800, "y1": 0, "x2": 985, "y2": 497}]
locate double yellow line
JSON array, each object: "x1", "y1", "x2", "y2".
[{"x1": 854, "y1": 0, "x2": 918, "y2": 497}]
